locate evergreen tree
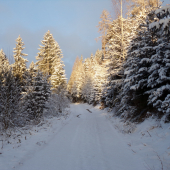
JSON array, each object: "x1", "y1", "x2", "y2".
[
  {"x1": 29, "y1": 61, "x2": 37, "y2": 76},
  {"x1": 0, "y1": 49, "x2": 9, "y2": 72},
  {"x1": 50, "y1": 51, "x2": 67, "y2": 91},
  {"x1": 67, "y1": 57, "x2": 80, "y2": 101},
  {"x1": 97, "y1": 10, "x2": 112, "y2": 59},
  {"x1": 102, "y1": 16, "x2": 136, "y2": 108},
  {"x1": 36, "y1": 31, "x2": 66, "y2": 90},
  {"x1": 12, "y1": 35, "x2": 28, "y2": 81},
  {"x1": 116, "y1": 7, "x2": 157, "y2": 121},
  {"x1": 145, "y1": 5, "x2": 170, "y2": 122},
  {"x1": 36, "y1": 30, "x2": 56, "y2": 75},
  {"x1": 36, "y1": 31, "x2": 62, "y2": 75},
  {"x1": 21, "y1": 70, "x2": 51, "y2": 122},
  {"x1": 0, "y1": 69, "x2": 22, "y2": 130}
]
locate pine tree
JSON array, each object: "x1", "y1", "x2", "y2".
[{"x1": 12, "y1": 35, "x2": 28, "y2": 81}]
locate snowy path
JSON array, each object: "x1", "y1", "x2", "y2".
[{"x1": 16, "y1": 103, "x2": 145, "y2": 170}]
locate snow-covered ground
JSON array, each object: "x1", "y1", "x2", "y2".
[{"x1": 0, "y1": 103, "x2": 170, "y2": 170}]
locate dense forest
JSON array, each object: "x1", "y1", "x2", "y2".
[
  {"x1": 0, "y1": 31, "x2": 69, "y2": 132},
  {"x1": 0, "y1": 0, "x2": 170, "y2": 134},
  {"x1": 1, "y1": 1, "x2": 170, "y2": 169},
  {"x1": 68, "y1": 0, "x2": 170, "y2": 123}
]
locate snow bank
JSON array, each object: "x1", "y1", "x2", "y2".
[
  {"x1": 106, "y1": 109, "x2": 170, "y2": 170},
  {"x1": 0, "y1": 108, "x2": 71, "y2": 170}
]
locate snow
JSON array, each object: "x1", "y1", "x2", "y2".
[
  {"x1": 138, "y1": 67, "x2": 147, "y2": 73},
  {"x1": 149, "y1": 18, "x2": 170, "y2": 30},
  {"x1": 124, "y1": 69, "x2": 133, "y2": 75},
  {"x1": 155, "y1": 5, "x2": 170, "y2": 15},
  {"x1": 149, "y1": 21, "x2": 160, "y2": 30},
  {"x1": 130, "y1": 85, "x2": 137, "y2": 90},
  {"x1": 0, "y1": 104, "x2": 170, "y2": 170}
]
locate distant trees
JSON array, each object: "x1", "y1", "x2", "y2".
[
  {"x1": 68, "y1": 50, "x2": 107, "y2": 105},
  {"x1": 68, "y1": 2, "x2": 170, "y2": 123}
]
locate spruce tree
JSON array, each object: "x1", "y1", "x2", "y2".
[
  {"x1": 102, "y1": 16, "x2": 135, "y2": 108},
  {"x1": 0, "y1": 49, "x2": 9, "y2": 72},
  {"x1": 21, "y1": 70, "x2": 51, "y2": 122},
  {"x1": 50, "y1": 49, "x2": 67, "y2": 91},
  {"x1": 116, "y1": 8, "x2": 157, "y2": 121},
  {"x1": 36, "y1": 31, "x2": 56, "y2": 75},
  {"x1": 0, "y1": 69, "x2": 22, "y2": 130},
  {"x1": 36, "y1": 31, "x2": 66, "y2": 90},
  {"x1": 13, "y1": 35, "x2": 28, "y2": 81},
  {"x1": 145, "y1": 5, "x2": 170, "y2": 122}
]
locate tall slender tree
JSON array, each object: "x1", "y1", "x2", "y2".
[
  {"x1": 12, "y1": 35, "x2": 28, "y2": 80},
  {"x1": 97, "y1": 10, "x2": 112, "y2": 59},
  {"x1": 36, "y1": 30, "x2": 66, "y2": 90}
]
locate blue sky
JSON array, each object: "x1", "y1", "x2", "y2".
[
  {"x1": 0, "y1": 0, "x2": 169, "y2": 79},
  {"x1": 0, "y1": 0, "x2": 113, "y2": 79}
]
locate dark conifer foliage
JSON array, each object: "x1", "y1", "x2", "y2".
[
  {"x1": 68, "y1": 4, "x2": 170, "y2": 123},
  {"x1": 0, "y1": 33, "x2": 68, "y2": 132}
]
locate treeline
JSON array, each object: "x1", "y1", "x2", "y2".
[
  {"x1": 68, "y1": 1, "x2": 170, "y2": 123},
  {"x1": 0, "y1": 30, "x2": 68, "y2": 132}
]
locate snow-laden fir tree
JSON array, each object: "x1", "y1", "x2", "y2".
[
  {"x1": 97, "y1": 10, "x2": 112, "y2": 59},
  {"x1": 50, "y1": 43, "x2": 67, "y2": 92},
  {"x1": 80, "y1": 58, "x2": 92, "y2": 102},
  {"x1": 22, "y1": 61, "x2": 37, "y2": 92},
  {"x1": 36, "y1": 30, "x2": 56, "y2": 75},
  {"x1": 129, "y1": 0, "x2": 161, "y2": 17},
  {"x1": 0, "y1": 69, "x2": 22, "y2": 130},
  {"x1": 29, "y1": 61, "x2": 37, "y2": 76},
  {"x1": 0, "y1": 49, "x2": 9, "y2": 72},
  {"x1": 67, "y1": 57, "x2": 79, "y2": 101},
  {"x1": 75, "y1": 56, "x2": 85, "y2": 100},
  {"x1": 116, "y1": 6, "x2": 159, "y2": 121},
  {"x1": 101, "y1": 15, "x2": 137, "y2": 108},
  {"x1": 89, "y1": 52, "x2": 107, "y2": 105},
  {"x1": 36, "y1": 31, "x2": 66, "y2": 91},
  {"x1": 12, "y1": 35, "x2": 28, "y2": 81},
  {"x1": 21, "y1": 70, "x2": 51, "y2": 122},
  {"x1": 86, "y1": 54, "x2": 96, "y2": 104},
  {"x1": 67, "y1": 56, "x2": 85, "y2": 102},
  {"x1": 145, "y1": 5, "x2": 170, "y2": 122},
  {"x1": 68, "y1": 51, "x2": 107, "y2": 104}
]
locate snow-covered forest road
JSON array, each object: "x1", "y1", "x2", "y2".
[{"x1": 16, "y1": 103, "x2": 144, "y2": 170}]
